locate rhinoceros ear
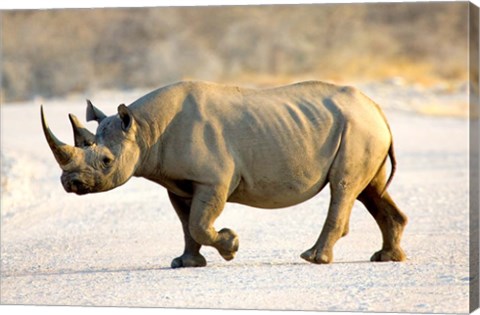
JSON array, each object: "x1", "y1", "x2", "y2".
[
  {"x1": 118, "y1": 104, "x2": 134, "y2": 132},
  {"x1": 86, "y1": 99, "x2": 107, "y2": 123}
]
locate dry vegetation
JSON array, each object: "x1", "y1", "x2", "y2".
[{"x1": 1, "y1": 2, "x2": 469, "y2": 102}]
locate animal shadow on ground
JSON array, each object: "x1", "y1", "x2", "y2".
[{"x1": 2, "y1": 259, "x2": 378, "y2": 278}]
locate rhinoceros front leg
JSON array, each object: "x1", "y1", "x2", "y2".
[
  {"x1": 188, "y1": 184, "x2": 239, "y2": 261},
  {"x1": 168, "y1": 192, "x2": 207, "y2": 268}
]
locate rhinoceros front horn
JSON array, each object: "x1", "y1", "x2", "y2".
[{"x1": 40, "y1": 106, "x2": 76, "y2": 166}]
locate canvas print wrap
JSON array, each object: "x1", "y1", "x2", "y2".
[{"x1": 1, "y1": 2, "x2": 479, "y2": 313}]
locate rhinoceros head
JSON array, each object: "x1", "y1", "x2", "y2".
[{"x1": 41, "y1": 101, "x2": 141, "y2": 195}]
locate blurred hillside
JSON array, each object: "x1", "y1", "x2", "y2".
[{"x1": 0, "y1": 2, "x2": 469, "y2": 102}]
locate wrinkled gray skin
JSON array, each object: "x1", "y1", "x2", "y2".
[{"x1": 41, "y1": 81, "x2": 407, "y2": 268}]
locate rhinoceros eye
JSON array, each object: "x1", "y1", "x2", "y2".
[{"x1": 102, "y1": 156, "x2": 113, "y2": 167}]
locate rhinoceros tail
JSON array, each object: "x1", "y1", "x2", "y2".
[{"x1": 381, "y1": 140, "x2": 397, "y2": 197}]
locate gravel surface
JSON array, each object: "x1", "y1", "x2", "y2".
[{"x1": 0, "y1": 83, "x2": 474, "y2": 313}]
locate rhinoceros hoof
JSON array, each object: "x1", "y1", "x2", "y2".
[
  {"x1": 300, "y1": 248, "x2": 333, "y2": 264},
  {"x1": 171, "y1": 254, "x2": 207, "y2": 268},
  {"x1": 370, "y1": 248, "x2": 406, "y2": 262},
  {"x1": 217, "y1": 228, "x2": 239, "y2": 261}
]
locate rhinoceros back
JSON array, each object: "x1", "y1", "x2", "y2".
[{"x1": 131, "y1": 81, "x2": 389, "y2": 209}]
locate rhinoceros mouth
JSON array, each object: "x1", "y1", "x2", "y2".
[
  {"x1": 60, "y1": 173, "x2": 94, "y2": 195},
  {"x1": 72, "y1": 188, "x2": 89, "y2": 195},
  {"x1": 64, "y1": 179, "x2": 89, "y2": 195}
]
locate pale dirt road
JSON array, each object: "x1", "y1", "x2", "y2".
[{"x1": 0, "y1": 85, "x2": 473, "y2": 313}]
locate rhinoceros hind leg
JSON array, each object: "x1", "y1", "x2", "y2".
[
  {"x1": 341, "y1": 221, "x2": 349, "y2": 237},
  {"x1": 301, "y1": 188, "x2": 357, "y2": 264},
  {"x1": 302, "y1": 131, "x2": 390, "y2": 264},
  {"x1": 370, "y1": 248, "x2": 406, "y2": 262},
  {"x1": 300, "y1": 247, "x2": 333, "y2": 264},
  {"x1": 358, "y1": 164, "x2": 408, "y2": 263},
  {"x1": 171, "y1": 253, "x2": 207, "y2": 268}
]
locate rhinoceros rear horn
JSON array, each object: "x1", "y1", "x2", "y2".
[
  {"x1": 40, "y1": 106, "x2": 76, "y2": 166},
  {"x1": 68, "y1": 113, "x2": 95, "y2": 147},
  {"x1": 86, "y1": 100, "x2": 107, "y2": 123}
]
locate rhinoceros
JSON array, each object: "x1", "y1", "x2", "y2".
[{"x1": 41, "y1": 80, "x2": 407, "y2": 268}]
